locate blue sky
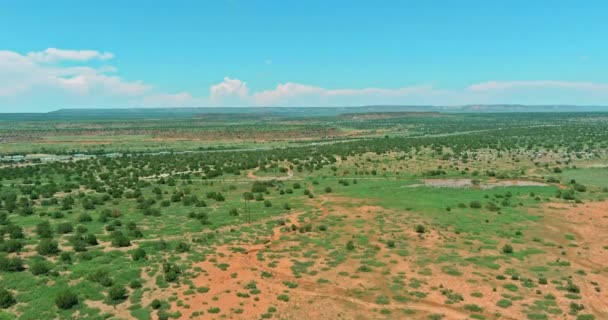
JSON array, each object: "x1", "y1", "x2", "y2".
[{"x1": 1, "y1": 0, "x2": 607, "y2": 112}]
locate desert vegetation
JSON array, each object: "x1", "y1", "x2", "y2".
[{"x1": 0, "y1": 110, "x2": 607, "y2": 319}]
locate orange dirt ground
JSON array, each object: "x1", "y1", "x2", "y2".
[{"x1": 165, "y1": 197, "x2": 608, "y2": 320}]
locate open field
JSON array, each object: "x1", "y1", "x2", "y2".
[{"x1": 0, "y1": 109, "x2": 607, "y2": 320}]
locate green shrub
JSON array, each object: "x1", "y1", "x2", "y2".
[
  {"x1": 88, "y1": 269, "x2": 113, "y2": 287},
  {"x1": 107, "y1": 285, "x2": 128, "y2": 304},
  {"x1": 497, "y1": 299, "x2": 512, "y2": 308},
  {"x1": 0, "y1": 288, "x2": 16, "y2": 309},
  {"x1": 36, "y1": 239, "x2": 60, "y2": 255},
  {"x1": 346, "y1": 240, "x2": 355, "y2": 251},
  {"x1": 376, "y1": 295, "x2": 390, "y2": 305},
  {"x1": 56, "y1": 222, "x2": 73, "y2": 234},
  {"x1": 150, "y1": 299, "x2": 162, "y2": 309},
  {"x1": 207, "y1": 307, "x2": 220, "y2": 313},
  {"x1": 0, "y1": 255, "x2": 24, "y2": 272},
  {"x1": 131, "y1": 248, "x2": 147, "y2": 261},
  {"x1": 36, "y1": 221, "x2": 53, "y2": 238},
  {"x1": 566, "y1": 283, "x2": 580, "y2": 294},
  {"x1": 176, "y1": 241, "x2": 190, "y2": 253},
  {"x1": 129, "y1": 279, "x2": 142, "y2": 289},
  {"x1": 415, "y1": 225, "x2": 426, "y2": 234},
  {"x1": 30, "y1": 260, "x2": 51, "y2": 275},
  {"x1": 77, "y1": 213, "x2": 92, "y2": 222},
  {"x1": 464, "y1": 304, "x2": 483, "y2": 312},
  {"x1": 110, "y1": 231, "x2": 131, "y2": 247},
  {"x1": 55, "y1": 289, "x2": 78, "y2": 309}
]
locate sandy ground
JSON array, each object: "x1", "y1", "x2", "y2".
[
  {"x1": 169, "y1": 197, "x2": 475, "y2": 319},
  {"x1": 531, "y1": 201, "x2": 608, "y2": 316},
  {"x1": 405, "y1": 178, "x2": 547, "y2": 189},
  {"x1": 160, "y1": 196, "x2": 608, "y2": 320}
]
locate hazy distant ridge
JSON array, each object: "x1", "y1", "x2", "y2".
[{"x1": 1, "y1": 105, "x2": 607, "y2": 120}]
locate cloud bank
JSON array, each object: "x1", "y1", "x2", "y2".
[
  {"x1": 27, "y1": 48, "x2": 114, "y2": 63},
  {"x1": 1, "y1": 48, "x2": 608, "y2": 111},
  {"x1": 0, "y1": 49, "x2": 148, "y2": 97}
]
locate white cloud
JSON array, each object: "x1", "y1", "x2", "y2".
[
  {"x1": 182, "y1": 79, "x2": 434, "y2": 107},
  {"x1": 209, "y1": 77, "x2": 249, "y2": 105},
  {"x1": 57, "y1": 74, "x2": 150, "y2": 96},
  {"x1": 27, "y1": 48, "x2": 114, "y2": 63},
  {"x1": 0, "y1": 49, "x2": 152, "y2": 99},
  {"x1": 0, "y1": 49, "x2": 199, "y2": 111},
  {"x1": 249, "y1": 82, "x2": 433, "y2": 106},
  {"x1": 3, "y1": 48, "x2": 608, "y2": 111},
  {"x1": 252, "y1": 82, "x2": 321, "y2": 105},
  {"x1": 468, "y1": 80, "x2": 608, "y2": 92}
]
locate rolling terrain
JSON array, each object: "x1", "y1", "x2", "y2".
[{"x1": 0, "y1": 109, "x2": 607, "y2": 320}]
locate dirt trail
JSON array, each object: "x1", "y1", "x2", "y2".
[
  {"x1": 244, "y1": 195, "x2": 483, "y2": 319},
  {"x1": 173, "y1": 195, "x2": 497, "y2": 319},
  {"x1": 234, "y1": 194, "x2": 330, "y2": 258},
  {"x1": 242, "y1": 210, "x2": 302, "y2": 254},
  {"x1": 279, "y1": 285, "x2": 473, "y2": 320}
]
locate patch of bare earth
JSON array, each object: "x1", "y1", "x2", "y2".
[
  {"x1": 405, "y1": 178, "x2": 547, "y2": 189},
  {"x1": 246, "y1": 167, "x2": 294, "y2": 181},
  {"x1": 169, "y1": 196, "x2": 477, "y2": 319},
  {"x1": 165, "y1": 196, "x2": 608, "y2": 319},
  {"x1": 528, "y1": 201, "x2": 608, "y2": 317}
]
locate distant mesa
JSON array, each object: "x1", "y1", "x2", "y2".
[{"x1": 338, "y1": 111, "x2": 440, "y2": 120}]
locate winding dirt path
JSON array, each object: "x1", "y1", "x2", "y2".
[{"x1": 173, "y1": 195, "x2": 499, "y2": 319}]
